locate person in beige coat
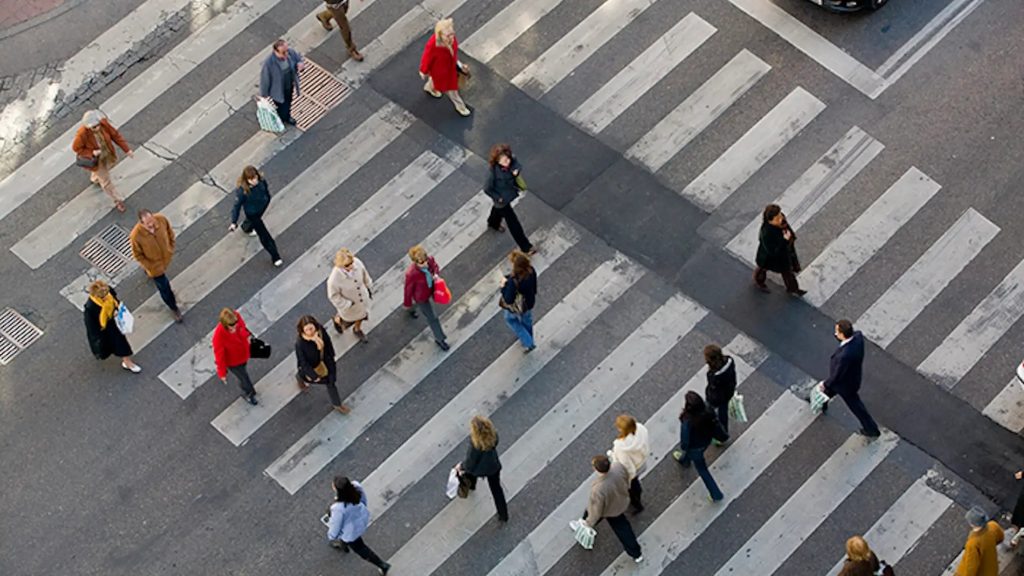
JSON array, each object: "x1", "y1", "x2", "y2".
[
  {"x1": 327, "y1": 248, "x2": 373, "y2": 343},
  {"x1": 569, "y1": 455, "x2": 643, "y2": 563},
  {"x1": 608, "y1": 414, "x2": 649, "y2": 513}
]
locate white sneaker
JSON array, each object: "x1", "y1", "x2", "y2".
[
  {"x1": 121, "y1": 362, "x2": 142, "y2": 373},
  {"x1": 273, "y1": 259, "x2": 283, "y2": 267},
  {"x1": 248, "y1": 229, "x2": 257, "y2": 237},
  {"x1": 634, "y1": 556, "x2": 643, "y2": 564},
  {"x1": 569, "y1": 519, "x2": 582, "y2": 532}
]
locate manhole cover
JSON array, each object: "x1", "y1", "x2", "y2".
[
  {"x1": 80, "y1": 224, "x2": 134, "y2": 276},
  {"x1": 0, "y1": 308, "x2": 43, "y2": 366},
  {"x1": 293, "y1": 59, "x2": 352, "y2": 131}
]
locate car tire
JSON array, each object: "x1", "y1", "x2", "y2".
[{"x1": 868, "y1": 0, "x2": 888, "y2": 10}]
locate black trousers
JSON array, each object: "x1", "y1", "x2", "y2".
[
  {"x1": 465, "y1": 471, "x2": 509, "y2": 521},
  {"x1": 709, "y1": 400, "x2": 729, "y2": 436},
  {"x1": 244, "y1": 214, "x2": 280, "y2": 261},
  {"x1": 487, "y1": 204, "x2": 532, "y2": 252},
  {"x1": 152, "y1": 273, "x2": 179, "y2": 312},
  {"x1": 298, "y1": 372, "x2": 343, "y2": 407},
  {"x1": 274, "y1": 80, "x2": 294, "y2": 124},
  {"x1": 343, "y1": 537, "x2": 387, "y2": 570},
  {"x1": 228, "y1": 363, "x2": 256, "y2": 396},
  {"x1": 628, "y1": 477, "x2": 643, "y2": 510},
  {"x1": 582, "y1": 510, "x2": 642, "y2": 559},
  {"x1": 838, "y1": 391, "x2": 880, "y2": 436}
]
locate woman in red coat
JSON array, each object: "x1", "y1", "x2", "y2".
[
  {"x1": 419, "y1": 18, "x2": 471, "y2": 117},
  {"x1": 403, "y1": 244, "x2": 449, "y2": 350},
  {"x1": 71, "y1": 110, "x2": 133, "y2": 212},
  {"x1": 212, "y1": 308, "x2": 258, "y2": 405}
]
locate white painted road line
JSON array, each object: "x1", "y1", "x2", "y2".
[
  {"x1": 490, "y1": 333, "x2": 769, "y2": 576},
  {"x1": 801, "y1": 167, "x2": 942, "y2": 308},
  {"x1": 124, "y1": 104, "x2": 412, "y2": 354},
  {"x1": 386, "y1": 294, "x2": 708, "y2": 575},
  {"x1": 919, "y1": 256, "x2": 1024, "y2": 390},
  {"x1": 681, "y1": 87, "x2": 825, "y2": 213},
  {"x1": 724, "y1": 0, "x2": 885, "y2": 98},
  {"x1": 825, "y1": 473, "x2": 951, "y2": 576},
  {"x1": 362, "y1": 258, "x2": 643, "y2": 521},
  {"x1": 212, "y1": 194, "x2": 494, "y2": 447},
  {"x1": 983, "y1": 378, "x2": 1024, "y2": 434},
  {"x1": 725, "y1": 126, "x2": 884, "y2": 267},
  {"x1": 626, "y1": 50, "x2": 771, "y2": 173},
  {"x1": 265, "y1": 224, "x2": 580, "y2": 495},
  {"x1": 462, "y1": 0, "x2": 570, "y2": 64},
  {"x1": 858, "y1": 208, "x2": 999, "y2": 348},
  {"x1": 602, "y1": 392, "x2": 820, "y2": 576},
  {"x1": 511, "y1": 0, "x2": 654, "y2": 97},
  {"x1": 159, "y1": 150, "x2": 462, "y2": 398},
  {"x1": 0, "y1": 0, "x2": 290, "y2": 224},
  {"x1": 60, "y1": 129, "x2": 303, "y2": 311},
  {"x1": 568, "y1": 13, "x2": 716, "y2": 135}
]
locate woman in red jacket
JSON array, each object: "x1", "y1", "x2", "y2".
[
  {"x1": 403, "y1": 244, "x2": 449, "y2": 351},
  {"x1": 212, "y1": 308, "x2": 258, "y2": 405},
  {"x1": 71, "y1": 110, "x2": 133, "y2": 212},
  {"x1": 419, "y1": 18, "x2": 470, "y2": 117}
]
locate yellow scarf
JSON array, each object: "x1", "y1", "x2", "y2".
[{"x1": 90, "y1": 293, "x2": 118, "y2": 330}]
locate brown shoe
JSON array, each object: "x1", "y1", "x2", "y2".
[
  {"x1": 335, "y1": 404, "x2": 351, "y2": 415},
  {"x1": 316, "y1": 11, "x2": 333, "y2": 30},
  {"x1": 348, "y1": 48, "x2": 364, "y2": 62},
  {"x1": 173, "y1": 310, "x2": 184, "y2": 323},
  {"x1": 332, "y1": 316, "x2": 351, "y2": 334},
  {"x1": 354, "y1": 328, "x2": 368, "y2": 344},
  {"x1": 296, "y1": 376, "x2": 310, "y2": 391}
]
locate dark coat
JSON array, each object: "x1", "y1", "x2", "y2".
[
  {"x1": 295, "y1": 329, "x2": 337, "y2": 385},
  {"x1": 462, "y1": 434, "x2": 501, "y2": 477},
  {"x1": 501, "y1": 269, "x2": 537, "y2": 312},
  {"x1": 679, "y1": 411, "x2": 725, "y2": 452},
  {"x1": 83, "y1": 288, "x2": 133, "y2": 359},
  {"x1": 837, "y1": 553, "x2": 880, "y2": 576},
  {"x1": 755, "y1": 222, "x2": 792, "y2": 273},
  {"x1": 705, "y1": 356, "x2": 737, "y2": 407},
  {"x1": 403, "y1": 257, "x2": 440, "y2": 307},
  {"x1": 231, "y1": 179, "x2": 272, "y2": 224},
  {"x1": 823, "y1": 332, "x2": 865, "y2": 397},
  {"x1": 485, "y1": 158, "x2": 523, "y2": 207}
]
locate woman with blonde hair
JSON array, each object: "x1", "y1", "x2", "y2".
[
  {"x1": 327, "y1": 248, "x2": 373, "y2": 343},
  {"x1": 83, "y1": 280, "x2": 140, "y2": 372},
  {"x1": 608, "y1": 414, "x2": 649, "y2": 513},
  {"x1": 72, "y1": 110, "x2": 133, "y2": 212},
  {"x1": 229, "y1": 165, "x2": 282, "y2": 267},
  {"x1": 838, "y1": 535, "x2": 889, "y2": 576},
  {"x1": 499, "y1": 249, "x2": 537, "y2": 352},
  {"x1": 418, "y1": 18, "x2": 471, "y2": 116},
  {"x1": 212, "y1": 308, "x2": 258, "y2": 405},
  {"x1": 403, "y1": 244, "x2": 449, "y2": 350},
  {"x1": 457, "y1": 415, "x2": 508, "y2": 522}
]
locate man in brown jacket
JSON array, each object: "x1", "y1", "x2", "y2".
[
  {"x1": 314, "y1": 0, "x2": 364, "y2": 61},
  {"x1": 570, "y1": 455, "x2": 643, "y2": 563},
  {"x1": 130, "y1": 209, "x2": 183, "y2": 322}
]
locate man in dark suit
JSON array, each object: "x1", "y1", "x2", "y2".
[{"x1": 820, "y1": 319, "x2": 881, "y2": 438}]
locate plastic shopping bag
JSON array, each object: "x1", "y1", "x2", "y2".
[
  {"x1": 810, "y1": 382, "x2": 831, "y2": 414},
  {"x1": 115, "y1": 302, "x2": 134, "y2": 335},
  {"x1": 574, "y1": 522, "x2": 596, "y2": 550},
  {"x1": 433, "y1": 277, "x2": 452, "y2": 305},
  {"x1": 728, "y1": 394, "x2": 748, "y2": 423},
  {"x1": 256, "y1": 98, "x2": 285, "y2": 133},
  {"x1": 445, "y1": 467, "x2": 460, "y2": 500}
]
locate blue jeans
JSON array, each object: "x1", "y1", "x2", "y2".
[
  {"x1": 680, "y1": 447, "x2": 723, "y2": 501},
  {"x1": 503, "y1": 309, "x2": 534, "y2": 348},
  {"x1": 152, "y1": 273, "x2": 179, "y2": 312}
]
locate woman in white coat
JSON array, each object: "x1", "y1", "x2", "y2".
[
  {"x1": 327, "y1": 248, "x2": 374, "y2": 343},
  {"x1": 609, "y1": 414, "x2": 649, "y2": 513}
]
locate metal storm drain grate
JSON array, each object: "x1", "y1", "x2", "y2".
[
  {"x1": 0, "y1": 308, "x2": 43, "y2": 365},
  {"x1": 292, "y1": 59, "x2": 352, "y2": 131},
  {"x1": 80, "y1": 224, "x2": 134, "y2": 276}
]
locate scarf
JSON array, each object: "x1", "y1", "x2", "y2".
[
  {"x1": 420, "y1": 266, "x2": 434, "y2": 289},
  {"x1": 90, "y1": 293, "x2": 118, "y2": 330},
  {"x1": 91, "y1": 126, "x2": 116, "y2": 168}
]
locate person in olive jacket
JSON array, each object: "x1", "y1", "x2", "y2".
[
  {"x1": 295, "y1": 315, "x2": 350, "y2": 414},
  {"x1": 229, "y1": 166, "x2": 282, "y2": 267},
  {"x1": 754, "y1": 203, "x2": 805, "y2": 296},
  {"x1": 457, "y1": 415, "x2": 508, "y2": 522},
  {"x1": 703, "y1": 344, "x2": 736, "y2": 439},
  {"x1": 485, "y1": 143, "x2": 535, "y2": 255}
]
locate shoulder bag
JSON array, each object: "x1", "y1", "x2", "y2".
[
  {"x1": 498, "y1": 277, "x2": 525, "y2": 314},
  {"x1": 249, "y1": 337, "x2": 272, "y2": 359}
]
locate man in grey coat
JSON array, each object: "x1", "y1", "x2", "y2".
[
  {"x1": 570, "y1": 455, "x2": 643, "y2": 563},
  {"x1": 259, "y1": 39, "x2": 305, "y2": 126}
]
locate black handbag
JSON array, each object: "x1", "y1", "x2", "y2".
[
  {"x1": 76, "y1": 155, "x2": 98, "y2": 168},
  {"x1": 249, "y1": 337, "x2": 271, "y2": 359}
]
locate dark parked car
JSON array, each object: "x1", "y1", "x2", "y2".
[{"x1": 808, "y1": 0, "x2": 887, "y2": 12}]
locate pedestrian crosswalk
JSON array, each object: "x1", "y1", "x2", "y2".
[{"x1": 3, "y1": 0, "x2": 1017, "y2": 573}]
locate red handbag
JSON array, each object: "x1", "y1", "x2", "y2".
[{"x1": 433, "y1": 277, "x2": 452, "y2": 305}]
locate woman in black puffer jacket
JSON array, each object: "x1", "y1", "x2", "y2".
[
  {"x1": 704, "y1": 344, "x2": 736, "y2": 439},
  {"x1": 229, "y1": 165, "x2": 282, "y2": 266}
]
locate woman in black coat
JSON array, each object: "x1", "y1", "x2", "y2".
[
  {"x1": 703, "y1": 344, "x2": 736, "y2": 438},
  {"x1": 295, "y1": 315, "x2": 350, "y2": 414},
  {"x1": 754, "y1": 203, "x2": 805, "y2": 296},
  {"x1": 83, "y1": 280, "x2": 141, "y2": 373},
  {"x1": 458, "y1": 415, "x2": 508, "y2": 522},
  {"x1": 229, "y1": 165, "x2": 282, "y2": 267},
  {"x1": 673, "y1": 392, "x2": 725, "y2": 501},
  {"x1": 485, "y1": 143, "x2": 534, "y2": 254}
]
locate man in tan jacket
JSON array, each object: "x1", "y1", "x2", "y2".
[
  {"x1": 130, "y1": 209, "x2": 183, "y2": 322},
  {"x1": 570, "y1": 455, "x2": 643, "y2": 563}
]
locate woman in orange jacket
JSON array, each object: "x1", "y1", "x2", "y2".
[{"x1": 71, "y1": 110, "x2": 133, "y2": 212}]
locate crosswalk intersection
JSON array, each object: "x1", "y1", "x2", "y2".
[{"x1": 3, "y1": 0, "x2": 1022, "y2": 573}]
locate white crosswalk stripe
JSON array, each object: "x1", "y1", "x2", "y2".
[
  {"x1": 462, "y1": 0, "x2": 569, "y2": 64},
  {"x1": 983, "y1": 378, "x2": 1024, "y2": 433},
  {"x1": 266, "y1": 224, "x2": 580, "y2": 494},
  {"x1": 386, "y1": 293, "x2": 708, "y2": 574}
]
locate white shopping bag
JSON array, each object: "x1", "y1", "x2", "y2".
[
  {"x1": 810, "y1": 382, "x2": 831, "y2": 414},
  {"x1": 256, "y1": 98, "x2": 285, "y2": 133},
  {"x1": 574, "y1": 522, "x2": 596, "y2": 550},
  {"x1": 115, "y1": 302, "x2": 134, "y2": 335},
  {"x1": 728, "y1": 394, "x2": 748, "y2": 423},
  {"x1": 445, "y1": 467, "x2": 460, "y2": 500}
]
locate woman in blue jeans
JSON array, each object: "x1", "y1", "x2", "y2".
[
  {"x1": 673, "y1": 391, "x2": 726, "y2": 502},
  {"x1": 499, "y1": 249, "x2": 537, "y2": 352}
]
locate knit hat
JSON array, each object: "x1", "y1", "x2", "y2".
[
  {"x1": 82, "y1": 110, "x2": 103, "y2": 128},
  {"x1": 965, "y1": 505, "x2": 989, "y2": 528}
]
